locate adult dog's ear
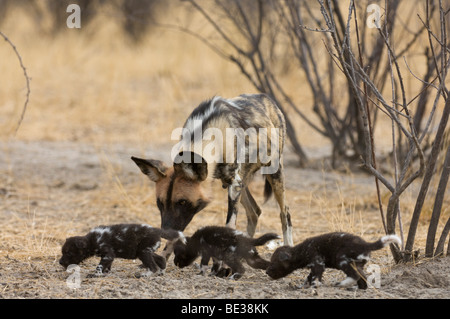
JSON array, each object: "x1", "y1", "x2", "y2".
[
  {"x1": 173, "y1": 151, "x2": 208, "y2": 182},
  {"x1": 131, "y1": 156, "x2": 168, "y2": 182}
]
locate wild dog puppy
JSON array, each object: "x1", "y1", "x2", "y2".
[
  {"x1": 173, "y1": 226, "x2": 279, "y2": 280},
  {"x1": 131, "y1": 94, "x2": 293, "y2": 248},
  {"x1": 266, "y1": 232, "x2": 401, "y2": 289},
  {"x1": 59, "y1": 224, "x2": 185, "y2": 277}
]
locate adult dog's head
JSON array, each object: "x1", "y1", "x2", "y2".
[{"x1": 131, "y1": 151, "x2": 210, "y2": 231}]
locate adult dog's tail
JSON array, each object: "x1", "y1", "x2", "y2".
[{"x1": 263, "y1": 178, "x2": 273, "y2": 203}]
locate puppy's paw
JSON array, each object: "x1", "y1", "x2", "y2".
[
  {"x1": 228, "y1": 273, "x2": 242, "y2": 280},
  {"x1": 197, "y1": 264, "x2": 209, "y2": 276},
  {"x1": 213, "y1": 267, "x2": 232, "y2": 278},
  {"x1": 134, "y1": 270, "x2": 154, "y2": 278},
  {"x1": 290, "y1": 281, "x2": 309, "y2": 290},
  {"x1": 135, "y1": 268, "x2": 165, "y2": 278},
  {"x1": 335, "y1": 277, "x2": 358, "y2": 290},
  {"x1": 87, "y1": 270, "x2": 105, "y2": 278}
]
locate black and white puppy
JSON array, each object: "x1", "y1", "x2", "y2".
[
  {"x1": 59, "y1": 223, "x2": 185, "y2": 276},
  {"x1": 266, "y1": 232, "x2": 401, "y2": 289},
  {"x1": 173, "y1": 226, "x2": 279, "y2": 280}
]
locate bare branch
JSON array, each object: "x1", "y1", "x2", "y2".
[
  {"x1": 298, "y1": 24, "x2": 332, "y2": 33},
  {"x1": 405, "y1": 97, "x2": 450, "y2": 257},
  {"x1": 0, "y1": 30, "x2": 31, "y2": 135},
  {"x1": 426, "y1": 144, "x2": 450, "y2": 257}
]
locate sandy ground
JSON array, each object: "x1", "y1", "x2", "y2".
[{"x1": 0, "y1": 140, "x2": 449, "y2": 300}]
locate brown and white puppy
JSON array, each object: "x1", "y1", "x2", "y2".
[
  {"x1": 59, "y1": 224, "x2": 185, "y2": 276},
  {"x1": 173, "y1": 226, "x2": 279, "y2": 280},
  {"x1": 131, "y1": 94, "x2": 293, "y2": 247},
  {"x1": 266, "y1": 232, "x2": 401, "y2": 289}
]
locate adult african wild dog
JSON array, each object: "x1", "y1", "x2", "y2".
[{"x1": 131, "y1": 93, "x2": 293, "y2": 246}]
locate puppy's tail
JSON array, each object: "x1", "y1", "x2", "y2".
[
  {"x1": 368, "y1": 234, "x2": 402, "y2": 251},
  {"x1": 263, "y1": 178, "x2": 273, "y2": 203},
  {"x1": 161, "y1": 229, "x2": 187, "y2": 244},
  {"x1": 251, "y1": 233, "x2": 280, "y2": 246}
]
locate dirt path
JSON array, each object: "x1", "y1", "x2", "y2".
[{"x1": 0, "y1": 140, "x2": 449, "y2": 299}]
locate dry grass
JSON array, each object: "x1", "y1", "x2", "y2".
[{"x1": 0, "y1": 4, "x2": 328, "y2": 147}]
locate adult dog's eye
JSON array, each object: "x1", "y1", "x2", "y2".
[{"x1": 177, "y1": 200, "x2": 187, "y2": 206}]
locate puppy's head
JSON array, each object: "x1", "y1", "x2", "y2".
[
  {"x1": 173, "y1": 237, "x2": 197, "y2": 268},
  {"x1": 59, "y1": 236, "x2": 89, "y2": 268},
  {"x1": 266, "y1": 246, "x2": 296, "y2": 279}
]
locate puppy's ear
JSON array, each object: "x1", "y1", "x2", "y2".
[
  {"x1": 131, "y1": 157, "x2": 168, "y2": 182},
  {"x1": 174, "y1": 236, "x2": 190, "y2": 253},
  {"x1": 75, "y1": 237, "x2": 88, "y2": 249},
  {"x1": 176, "y1": 236, "x2": 190, "y2": 247},
  {"x1": 278, "y1": 251, "x2": 292, "y2": 262},
  {"x1": 173, "y1": 151, "x2": 207, "y2": 182}
]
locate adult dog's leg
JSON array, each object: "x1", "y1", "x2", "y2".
[{"x1": 265, "y1": 163, "x2": 293, "y2": 246}]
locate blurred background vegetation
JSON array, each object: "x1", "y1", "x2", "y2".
[{"x1": 0, "y1": 0, "x2": 445, "y2": 163}]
